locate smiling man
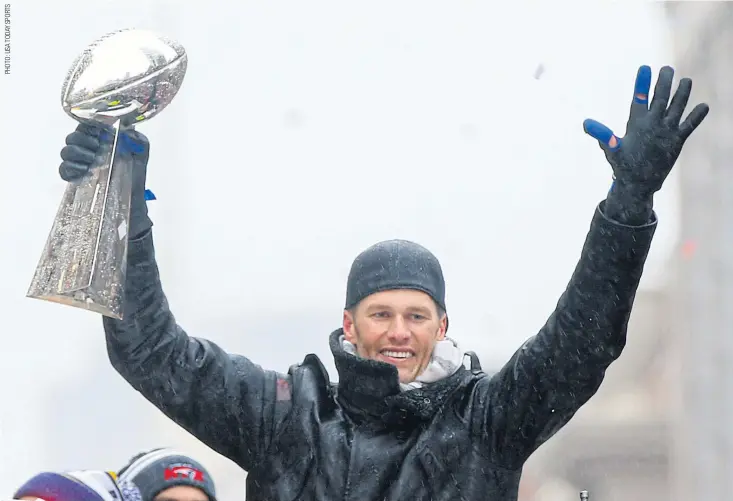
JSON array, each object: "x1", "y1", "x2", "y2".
[
  {"x1": 340, "y1": 239, "x2": 460, "y2": 392},
  {"x1": 56, "y1": 65, "x2": 708, "y2": 501}
]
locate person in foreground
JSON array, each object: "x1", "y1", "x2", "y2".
[
  {"x1": 116, "y1": 448, "x2": 216, "y2": 501},
  {"x1": 56, "y1": 65, "x2": 708, "y2": 500}
]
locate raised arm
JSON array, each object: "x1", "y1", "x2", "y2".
[
  {"x1": 104, "y1": 230, "x2": 291, "y2": 471},
  {"x1": 471, "y1": 65, "x2": 709, "y2": 470},
  {"x1": 59, "y1": 126, "x2": 291, "y2": 471}
]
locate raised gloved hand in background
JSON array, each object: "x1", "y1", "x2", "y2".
[
  {"x1": 583, "y1": 65, "x2": 710, "y2": 225},
  {"x1": 59, "y1": 123, "x2": 154, "y2": 239}
]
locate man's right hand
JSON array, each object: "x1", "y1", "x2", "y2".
[
  {"x1": 59, "y1": 123, "x2": 154, "y2": 238},
  {"x1": 59, "y1": 124, "x2": 104, "y2": 182}
]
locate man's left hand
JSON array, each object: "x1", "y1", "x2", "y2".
[{"x1": 583, "y1": 65, "x2": 709, "y2": 200}]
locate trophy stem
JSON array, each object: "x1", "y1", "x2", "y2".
[
  {"x1": 26, "y1": 120, "x2": 133, "y2": 319},
  {"x1": 82, "y1": 121, "x2": 121, "y2": 292}
]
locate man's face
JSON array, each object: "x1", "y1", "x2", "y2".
[
  {"x1": 154, "y1": 486, "x2": 208, "y2": 501},
  {"x1": 343, "y1": 289, "x2": 447, "y2": 384}
]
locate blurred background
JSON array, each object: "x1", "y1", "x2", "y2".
[{"x1": 0, "y1": 2, "x2": 729, "y2": 501}]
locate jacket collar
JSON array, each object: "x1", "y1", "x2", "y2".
[{"x1": 329, "y1": 329, "x2": 472, "y2": 426}]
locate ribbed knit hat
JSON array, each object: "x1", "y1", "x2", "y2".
[{"x1": 117, "y1": 449, "x2": 215, "y2": 501}]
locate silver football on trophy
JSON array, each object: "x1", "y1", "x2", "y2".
[{"x1": 61, "y1": 28, "x2": 187, "y2": 128}]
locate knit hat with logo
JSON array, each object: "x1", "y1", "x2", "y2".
[{"x1": 116, "y1": 449, "x2": 216, "y2": 501}]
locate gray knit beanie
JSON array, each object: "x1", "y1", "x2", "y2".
[
  {"x1": 117, "y1": 448, "x2": 216, "y2": 501},
  {"x1": 345, "y1": 239, "x2": 447, "y2": 313}
]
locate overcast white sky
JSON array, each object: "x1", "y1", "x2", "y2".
[{"x1": 0, "y1": 1, "x2": 679, "y2": 496}]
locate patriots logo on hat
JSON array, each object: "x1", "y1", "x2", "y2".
[{"x1": 163, "y1": 464, "x2": 204, "y2": 483}]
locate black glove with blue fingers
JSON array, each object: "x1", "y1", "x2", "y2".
[
  {"x1": 59, "y1": 123, "x2": 155, "y2": 239},
  {"x1": 583, "y1": 65, "x2": 709, "y2": 225}
]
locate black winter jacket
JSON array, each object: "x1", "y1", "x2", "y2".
[{"x1": 103, "y1": 201, "x2": 657, "y2": 501}]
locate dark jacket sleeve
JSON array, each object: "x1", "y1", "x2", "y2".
[
  {"x1": 472, "y1": 200, "x2": 657, "y2": 470},
  {"x1": 103, "y1": 230, "x2": 292, "y2": 471}
]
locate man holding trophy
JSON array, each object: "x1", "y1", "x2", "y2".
[{"x1": 34, "y1": 29, "x2": 711, "y2": 501}]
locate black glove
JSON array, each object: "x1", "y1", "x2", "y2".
[
  {"x1": 583, "y1": 65, "x2": 709, "y2": 224},
  {"x1": 59, "y1": 123, "x2": 153, "y2": 239}
]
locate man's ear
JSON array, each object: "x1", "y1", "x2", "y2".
[
  {"x1": 436, "y1": 314, "x2": 447, "y2": 341},
  {"x1": 343, "y1": 309, "x2": 357, "y2": 344}
]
